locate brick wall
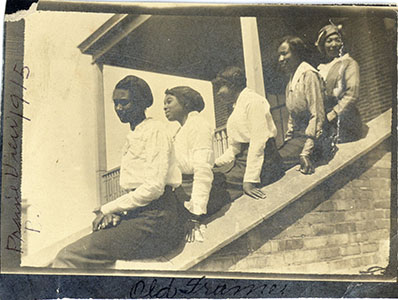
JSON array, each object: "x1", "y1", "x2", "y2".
[
  {"x1": 193, "y1": 139, "x2": 391, "y2": 274},
  {"x1": 213, "y1": 90, "x2": 232, "y2": 128},
  {"x1": 346, "y1": 17, "x2": 396, "y2": 123}
]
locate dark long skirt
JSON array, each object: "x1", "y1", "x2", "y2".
[
  {"x1": 174, "y1": 172, "x2": 230, "y2": 219},
  {"x1": 328, "y1": 104, "x2": 363, "y2": 143},
  {"x1": 278, "y1": 133, "x2": 335, "y2": 171},
  {"x1": 52, "y1": 186, "x2": 185, "y2": 269},
  {"x1": 216, "y1": 138, "x2": 285, "y2": 201},
  {"x1": 278, "y1": 136, "x2": 307, "y2": 171}
]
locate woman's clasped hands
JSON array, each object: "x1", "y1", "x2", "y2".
[{"x1": 92, "y1": 211, "x2": 122, "y2": 232}]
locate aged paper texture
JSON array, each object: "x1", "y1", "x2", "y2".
[{"x1": 0, "y1": 1, "x2": 397, "y2": 298}]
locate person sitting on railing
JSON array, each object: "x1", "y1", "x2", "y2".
[
  {"x1": 164, "y1": 86, "x2": 228, "y2": 242},
  {"x1": 277, "y1": 36, "x2": 334, "y2": 175},
  {"x1": 315, "y1": 23, "x2": 363, "y2": 143},
  {"x1": 212, "y1": 66, "x2": 285, "y2": 201},
  {"x1": 52, "y1": 75, "x2": 184, "y2": 268}
]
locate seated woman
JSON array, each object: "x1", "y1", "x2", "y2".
[
  {"x1": 212, "y1": 66, "x2": 284, "y2": 201},
  {"x1": 52, "y1": 75, "x2": 184, "y2": 268},
  {"x1": 277, "y1": 36, "x2": 331, "y2": 175},
  {"x1": 163, "y1": 86, "x2": 227, "y2": 242},
  {"x1": 315, "y1": 23, "x2": 363, "y2": 143}
]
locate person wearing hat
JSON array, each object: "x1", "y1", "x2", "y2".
[
  {"x1": 164, "y1": 86, "x2": 229, "y2": 242},
  {"x1": 316, "y1": 23, "x2": 362, "y2": 143},
  {"x1": 277, "y1": 36, "x2": 331, "y2": 174},
  {"x1": 212, "y1": 66, "x2": 284, "y2": 201},
  {"x1": 52, "y1": 75, "x2": 184, "y2": 268}
]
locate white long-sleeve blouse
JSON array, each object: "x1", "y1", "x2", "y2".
[
  {"x1": 215, "y1": 88, "x2": 277, "y2": 183},
  {"x1": 101, "y1": 118, "x2": 180, "y2": 215},
  {"x1": 173, "y1": 111, "x2": 215, "y2": 215}
]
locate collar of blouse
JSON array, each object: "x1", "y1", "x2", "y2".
[{"x1": 290, "y1": 62, "x2": 319, "y2": 91}]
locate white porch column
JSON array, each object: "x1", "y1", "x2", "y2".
[
  {"x1": 93, "y1": 62, "x2": 107, "y2": 205},
  {"x1": 240, "y1": 17, "x2": 266, "y2": 97}
]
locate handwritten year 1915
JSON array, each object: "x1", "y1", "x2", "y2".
[{"x1": 4, "y1": 63, "x2": 33, "y2": 254}]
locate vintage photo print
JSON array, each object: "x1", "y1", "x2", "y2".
[{"x1": 1, "y1": 1, "x2": 397, "y2": 287}]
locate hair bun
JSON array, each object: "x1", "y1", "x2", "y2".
[{"x1": 165, "y1": 86, "x2": 205, "y2": 113}]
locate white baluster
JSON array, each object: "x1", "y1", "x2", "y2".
[
  {"x1": 221, "y1": 129, "x2": 228, "y2": 155},
  {"x1": 216, "y1": 131, "x2": 222, "y2": 158}
]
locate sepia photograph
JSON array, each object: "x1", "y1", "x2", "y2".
[{"x1": 1, "y1": 1, "x2": 396, "y2": 290}]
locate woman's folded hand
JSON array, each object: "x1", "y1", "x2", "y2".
[
  {"x1": 92, "y1": 211, "x2": 105, "y2": 232},
  {"x1": 299, "y1": 155, "x2": 314, "y2": 174},
  {"x1": 327, "y1": 110, "x2": 338, "y2": 122},
  {"x1": 93, "y1": 212, "x2": 122, "y2": 231},
  {"x1": 215, "y1": 156, "x2": 234, "y2": 167}
]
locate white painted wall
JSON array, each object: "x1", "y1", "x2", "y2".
[
  {"x1": 103, "y1": 66, "x2": 216, "y2": 169},
  {"x1": 21, "y1": 11, "x2": 112, "y2": 263}
]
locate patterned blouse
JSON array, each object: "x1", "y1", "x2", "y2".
[
  {"x1": 285, "y1": 62, "x2": 326, "y2": 156},
  {"x1": 318, "y1": 53, "x2": 360, "y2": 115}
]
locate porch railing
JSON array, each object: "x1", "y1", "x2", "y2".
[
  {"x1": 213, "y1": 125, "x2": 228, "y2": 159},
  {"x1": 101, "y1": 166, "x2": 126, "y2": 204}
]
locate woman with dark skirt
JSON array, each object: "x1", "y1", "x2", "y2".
[
  {"x1": 315, "y1": 23, "x2": 363, "y2": 143},
  {"x1": 164, "y1": 86, "x2": 227, "y2": 242},
  {"x1": 277, "y1": 36, "x2": 331, "y2": 174},
  {"x1": 52, "y1": 76, "x2": 184, "y2": 268},
  {"x1": 212, "y1": 66, "x2": 285, "y2": 201}
]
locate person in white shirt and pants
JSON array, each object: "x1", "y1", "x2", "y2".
[
  {"x1": 52, "y1": 76, "x2": 185, "y2": 269},
  {"x1": 213, "y1": 67, "x2": 285, "y2": 201}
]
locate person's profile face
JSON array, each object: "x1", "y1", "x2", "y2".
[
  {"x1": 324, "y1": 33, "x2": 343, "y2": 60},
  {"x1": 214, "y1": 79, "x2": 235, "y2": 105},
  {"x1": 163, "y1": 94, "x2": 186, "y2": 124},
  {"x1": 113, "y1": 89, "x2": 136, "y2": 123},
  {"x1": 278, "y1": 42, "x2": 300, "y2": 75}
]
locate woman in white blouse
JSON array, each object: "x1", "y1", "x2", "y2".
[
  {"x1": 52, "y1": 76, "x2": 184, "y2": 268},
  {"x1": 164, "y1": 86, "x2": 214, "y2": 215},
  {"x1": 164, "y1": 86, "x2": 227, "y2": 242},
  {"x1": 213, "y1": 67, "x2": 284, "y2": 201}
]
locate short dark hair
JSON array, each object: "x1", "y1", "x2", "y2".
[
  {"x1": 165, "y1": 86, "x2": 205, "y2": 113},
  {"x1": 115, "y1": 75, "x2": 153, "y2": 108},
  {"x1": 279, "y1": 36, "x2": 308, "y2": 62},
  {"x1": 213, "y1": 66, "x2": 246, "y2": 92}
]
